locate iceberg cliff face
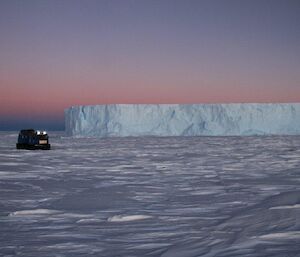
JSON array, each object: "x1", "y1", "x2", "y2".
[{"x1": 65, "y1": 104, "x2": 300, "y2": 137}]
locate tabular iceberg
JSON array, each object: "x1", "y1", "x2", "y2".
[{"x1": 65, "y1": 104, "x2": 300, "y2": 137}]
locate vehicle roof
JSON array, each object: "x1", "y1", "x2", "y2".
[{"x1": 19, "y1": 129, "x2": 36, "y2": 135}]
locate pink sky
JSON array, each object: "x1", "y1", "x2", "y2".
[{"x1": 0, "y1": 0, "x2": 299, "y2": 129}]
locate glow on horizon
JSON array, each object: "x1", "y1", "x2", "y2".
[{"x1": 0, "y1": 0, "x2": 300, "y2": 129}]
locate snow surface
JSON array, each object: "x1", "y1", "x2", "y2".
[
  {"x1": 65, "y1": 104, "x2": 300, "y2": 137},
  {"x1": 1, "y1": 131, "x2": 300, "y2": 256},
  {"x1": 107, "y1": 214, "x2": 153, "y2": 222}
]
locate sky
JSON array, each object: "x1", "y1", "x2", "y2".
[{"x1": 0, "y1": 0, "x2": 299, "y2": 130}]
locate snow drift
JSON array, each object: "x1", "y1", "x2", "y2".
[{"x1": 65, "y1": 104, "x2": 300, "y2": 137}]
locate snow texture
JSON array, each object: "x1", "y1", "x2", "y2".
[
  {"x1": 65, "y1": 104, "x2": 300, "y2": 137},
  {"x1": 1, "y1": 132, "x2": 300, "y2": 256}
]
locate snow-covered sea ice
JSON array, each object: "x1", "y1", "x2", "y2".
[{"x1": 0, "y1": 131, "x2": 300, "y2": 256}]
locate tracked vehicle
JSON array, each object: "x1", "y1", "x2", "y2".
[{"x1": 16, "y1": 129, "x2": 50, "y2": 150}]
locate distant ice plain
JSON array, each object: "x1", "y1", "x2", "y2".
[{"x1": 0, "y1": 132, "x2": 300, "y2": 256}]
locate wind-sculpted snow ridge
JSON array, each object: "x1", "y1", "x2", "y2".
[{"x1": 65, "y1": 103, "x2": 300, "y2": 137}]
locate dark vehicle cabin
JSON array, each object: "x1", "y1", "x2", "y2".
[{"x1": 16, "y1": 129, "x2": 50, "y2": 150}]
